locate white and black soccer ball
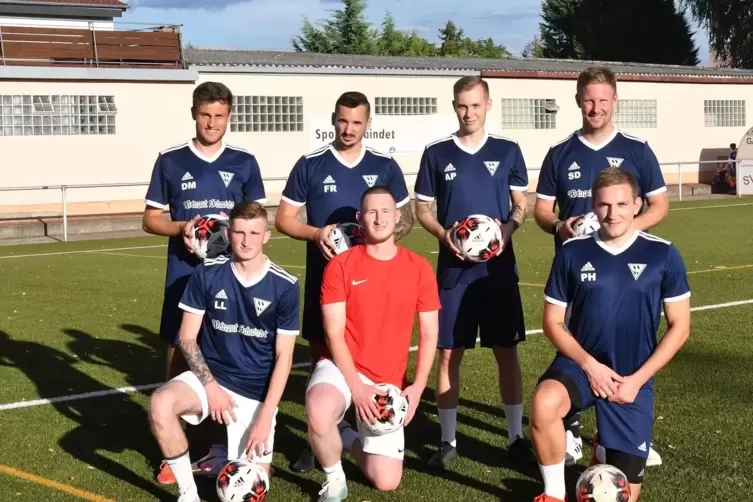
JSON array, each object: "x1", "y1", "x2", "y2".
[
  {"x1": 191, "y1": 214, "x2": 230, "y2": 260},
  {"x1": 216, "y1": 459, "x2": 269, "y2": 502},
  {"x1": 451, "y1": 214, "x2": 503, "y2": 262},
  {"x1": 575, "y1": 464, "x2": 630, "y2": 502},
  {"x1": 328, "y1": 222, "x2": 365, "y2": 255},
  {"x1": 359, "y1": 383, "x2": 409, "y2": 436},
  {"x1": 572, "y1": 212, "x2": 601, "y2": 237}
]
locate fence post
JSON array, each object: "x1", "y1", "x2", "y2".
[
  {"x1": 62, "y1": 186, "x2": 68, "y2": 242},
  {"x1": 677, "y1": 163, "x2": 682, "y2": 202}
]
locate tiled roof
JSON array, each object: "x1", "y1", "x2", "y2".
[{"x1": 9, "y1": 0, "x2": 128, "y2": 7}]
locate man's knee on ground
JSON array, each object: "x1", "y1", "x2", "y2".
[
  {"x1": 365, "y1": 464, "x2": 402, "y2": 492},
  {"x1": 305, "y1": 384, "x2": 344, "y2": 436},
  {"x1": 531, "y1": 380, "x2": 569, "y2": 427}
]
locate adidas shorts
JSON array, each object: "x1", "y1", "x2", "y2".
[
  {"x1": 307, "y1": 359, "x2": 405, "y2": 460},
  {"x1": 172, "y1": 371, "x2": 277, "y2": 463}
]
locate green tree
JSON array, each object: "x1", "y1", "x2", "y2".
[
  {"x1": 292, "y1": 0, "x2": 376, "y2": 55},
  {"x1": 438, "y1": 21, "x2": 511, "y2": 58},
  {"x1": 539, "y1": 0, "x2": 700, "y2": 66},
  {"x1": 376, "y1": 12, "x2": 437, "y2": 56},
  {"x1": 521, "y1": 36, "x2": 546, "y2": 58},
  {"x1": 681, "y1": 0, "x2": 753, "y2": 68}
]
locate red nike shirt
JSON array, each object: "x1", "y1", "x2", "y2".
[{"x1": 320, "y1": 245, "x2": 441, "y2": 388}]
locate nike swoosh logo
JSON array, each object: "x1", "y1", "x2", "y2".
[{"x1": 352, "y1": 280, "x2": 367, "y2": 286}]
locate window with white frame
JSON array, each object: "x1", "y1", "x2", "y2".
[
  {"x1": 704, "y1": 99, "x2": 746, "y2": 127},
  {"x1": 231, "y1": 96, "x2": 303, "y2": 132},
  {"x1": 375, "y1": 97, "x2": 437, "y2": 116},
  {"x1": 0, "y1": 95, "x2": 117, "y2": 136},
  {"x1": 613, "y1": 99, "x2": 657, "y2": 129},
  {"x1": 499, "y1": 98, "x2": 557, "y2": 130}
]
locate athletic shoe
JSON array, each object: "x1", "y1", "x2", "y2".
[
  {"x1": 428, "y1": 441, "x2": 458, "y2": 468},
  {"x1": 318, "y1": 478, "x2": 348, "y2": 502},
  {"x1": 533, "y1": 494, "x2": 567, "y2": 502},
  {"x1": 565, "y1": 430, "x2": 583, "y2": 466},
  {"x1": 508, "y1": 436, "x2": 536, "y2": 463},
  {"x1": 292, "y1": 442, "x2": 316, "y2": 473}
]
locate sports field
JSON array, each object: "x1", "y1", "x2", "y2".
[{"x1": 1, "y1": 197, "x2": 752, "y2": 502}]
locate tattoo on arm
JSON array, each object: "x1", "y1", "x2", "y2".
[
  {"x1": 509, "y1": 190, "x2": 528, "y2": 230},
  {"x1": 395, "y1": 204, "x2": 414, "y2": 241},
  {"x1": 557, "y1": 322, "x2": 573, "y2": 336},
  {"x1": 179, "y1": 339, "x2": 214, "y2": 385}
]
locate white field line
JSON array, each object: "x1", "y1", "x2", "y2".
[{"x1": 1, "y1": 298, "x2": 751, "y2": 412}]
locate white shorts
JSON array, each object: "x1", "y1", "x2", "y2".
[
  {"x1": 172, "y1": 371, "x2": 277, "y2": 464},
  {"x1": 307, "y1": 359, "x2": 405, "y2": 460}
]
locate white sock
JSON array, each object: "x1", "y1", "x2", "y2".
[
  {"x1": 166, "y1": 450, "x2": 196, "y2": 495},
  {"x1": 504, "y1": 403, "x2": 523, "y2": 445},
  {"x1": 339, "y1": 425, "x2": 359, "y2": 452},
  {"x1": 539, "y1": 460, "x2": 566, "y2": 499},
  {"x1": 438, "y1": 408, "x2": 457, "y2": 447},
  {"x1": 323, "y1": 461, "x2": 345, "y2": 483}
]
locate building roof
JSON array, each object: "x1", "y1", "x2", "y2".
[
  {"x1": 185, "y1": 48, "x2": 753, "y2": 83},
  {"x1": 1, "y1": 0, "x2": 127, "y2": 7}
]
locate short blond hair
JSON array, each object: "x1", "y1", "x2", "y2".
[
  {"x1": 229, "y1": 200, "x2": 267, "y2": 223},
  {"x1": 453, "y1": 76, "x2": 489, "y2": 98},
  {"x1": 592, "y1": 167, "x2": 638, "y2": 198},
  {"x1": 576, "y1": 66, "x2": 617, "y2": 96}
]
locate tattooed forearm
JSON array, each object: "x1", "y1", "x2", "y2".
[
  {"x1": 179, "y1": 339, "x2": 215, "y2": 385},
  {"x1": 395, "y1": 204, "x2": 415, "y2": 241},
  {"x1": 510, "y1": 203, "x2": 527, "y2": 230},
  {"x1": 557, "y1": 322, "x2": 573, "y2": 337}
]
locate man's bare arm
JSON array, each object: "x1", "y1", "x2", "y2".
[
  {"x1": 634, "y1": 192, "x2": 669, "y2": 232},
  {"x1": 178, "y1": 312, "x2": 214, "y2": 385},
  {"x1": 395, "y1": 203, "x2": 414, "y2": 241},
  {"x1": 142, "y1": 207, "x2": 186, "y2": 237}
]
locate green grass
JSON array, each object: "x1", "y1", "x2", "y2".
[{"x1": 1, "y1": 198, "x2": 752, "y2": 501}]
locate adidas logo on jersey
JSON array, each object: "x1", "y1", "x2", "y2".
[
  {"x1": 323, "y1": 175, "x2": 335, "y2": 184},
  {"x1": 444, "y1": 164, "x2": 456, "y2": 172},
  {"x1": 181, "y1": 171, "x2": 196, "y2": 190},
  {"x1": 607, "y1": 157, "x2": 624, "y2": 168},
  {"x1": 581, "y1": 262, "x2": 595, "y2": 272},
  {"x1": 218, "y1": 171, "x2": 234, "y2": 188},
  {"x1": 444, "y1": 164, "x2": 457, "y2": 181},
  {"x1": 568, "y1": 162, "x2": 580, "y2": 171},
  {"x1": 362, "y1": 175, "x2": 378, "y2": 187},
  {"x1": 214, "y1": 289, "x2": 228, "y2": 310},
  {"x1": 484, "y1": 161, "x2": 499, "y2": 176},
  {"x1": 580, "y1": 262, "x2": 596, "y2": 282},
  {"x1": 254, "y1": 297, "x2": 271, "y2": 316},
  {"x1": 323, "y1": 175, "x2": 337, "y2": 193},
  {"x1": 628, "y1": 263, "x2": 647, "y2": 280},
  {"x1": 215, "y1": 289, "x2": 228, "y2": 299},
  {"x1": 182, "y1": 172, "x2": 194, "y2": 181}
]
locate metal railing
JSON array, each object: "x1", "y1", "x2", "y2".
[{"x1": 0, "y1": 160, "x2": 743, "y2": 242}]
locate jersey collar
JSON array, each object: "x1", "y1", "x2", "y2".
[
  {"x1": 188, "y1": 138, "x2": 227, "y2": 163},
  {"x1": 576, "y1": 127, "x2": 619, "y2": 151},
  {"x1": 329, "y1": 143, "x2": 366, "y2": 169},
  {"x1": 452, "y1": 130, "x2": 489, "y2": 155},
  {"x1": 594, "y1": 228, "x2": 639, "y2": 256},
  {"x1": 230, "y1": 255, "x2": 271, "y2": 288}
]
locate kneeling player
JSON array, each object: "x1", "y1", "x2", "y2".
[
  {"x1": 306, "y1": 186, "x2": 440, "y2": 501},
  {"x1": 530, "y1": 168, "x2": 691, "y2": 502},
  {"x1": 148, "y1": 201, "x2": 300, "y2": 502}
]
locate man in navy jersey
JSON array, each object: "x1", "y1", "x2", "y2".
[
  {"x1": 414, "y1": 76, "x2": 532, "y2": 468},
  {"x1": 275, "y1": 91, "x2": 413, "y2": 473},
  {"x1": 533, "y1": 66, "x2": 669, "y2": 466},
  {"x1": 143, "y1": 82, "x2": 266, "y2": 483},
  {"x1": 148, "y1": 201, "x2": 299, "y2": 502},
  {"x1": 529, "y1": 168, "x2": 690, "y2": 502}
]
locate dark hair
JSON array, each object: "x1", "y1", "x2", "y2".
[
  {"x1": 335, "y1": 91, "x2": 371, "y2": 117},
  {"x1": 731, "y1": 143, "x2": 737, "y2": 149},
  {"x1": 192, "y1": 82, "x2": 233, "y2": 111},
  {"x1": 577, "y1": 66, "x2": 617, "y2": 96},
  {"x1": 592, "y1": 167, "x2": 638, "y2": 198},
  {"x1": 453, "y1": 76, "x2": 489, "y2": 98},
  {"x1": 359, "y1": 185, "x2": 395, "y2": 211},
  {"x1": 229, "y1": 200, "x2": 267, "y2": 223}
]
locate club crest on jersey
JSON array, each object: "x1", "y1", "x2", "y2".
[
  {"x1": 607, "y1": 157, "x2": 624, "y2": 168},
  {"x1": 218, "y1": 171, "x2": 234, "y2": 188},
  {"x1": 362, "y1": 175, "x2": 378, "y2": 187},
  {"x1": 484, "y1": 161, "x2": 499, "y2": 176},
  {"x1": 254, "y1": 297, "x2": 271, "y2": 316},
  {"x1": 628, "y1": 263, "x2": 647, "y2": 280}
]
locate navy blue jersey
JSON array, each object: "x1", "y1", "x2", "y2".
[
  {"x1": 281, "y1": 144, "x2": 410, "y2": 287},
  {"x1": 145, "y1": 141, "x2": 266, "y2": 286},
  {"x1": 536, "y1": 129, "x2": 666, "y2": 246},
  {"x1": 178, "y1": 255, "x2": 300, "y2": 401},
  {"x1": 544, "y1": 231, "x2": 690, "y2": 377},
  {"x1": 414, "y1": 133, "x2": 529, "y2": 287}
]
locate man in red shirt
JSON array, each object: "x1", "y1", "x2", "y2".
[{"x1": 305, "y1": 186, "x2": 440, "y2": 501}]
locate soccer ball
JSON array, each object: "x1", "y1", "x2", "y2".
[
  {"x1": 359, "y1": 383, "x2": 409, "y2": 436},
  {"x1": 216, "y1": 459, "x2": 269, "y2": 502},
  {"x1": 572, "y1": 212, "x2": 601, "y2": 237},
  {"x1": 451, "y1": 214, "x2": 503, "y2": 262},
  {"x1": 576, "y1": 464, "x2": 630, "y2": 502},
  {"x1": 191, "y1": 214, "x2": 230, "y2": 260},
  {"x1": 328, "y1": 222, "x2": 365, "y2": 255}
]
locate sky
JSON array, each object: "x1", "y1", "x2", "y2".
[{"x1": 121, "y1": 0, "x2": 711, "y2": 65}]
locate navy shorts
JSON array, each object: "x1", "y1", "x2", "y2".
[
  {"x1": 159, "y1": 274, "x2": 191, "y2": 344},
  {"x1": 438, "y1": 275, "x2": 526, "y2": 350},
  {"x1": 540, "y1": 355, "x2": 654, "y2": 460}
]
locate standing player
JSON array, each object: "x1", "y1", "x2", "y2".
[
  {"x1": 148, "y1": 201, "x2": 300, "y2": 502},
  {"x1": 275, "y1": 91, "x2": 413, "y2": 472},
  {"x1": 530, "y1": 168, "x2": 691, "y2": 502},
  {"x1": 306, "y1": 186, "x2": 440, "y2": 501},
  {"x1": 534, "y1": 66, "x2": 669, "y2": 466},
  {"x1": 414, "y1": 76, "x2": 532, "y2": 468},
  {"x1": 142, "y1": 82, "x2": 266, "y2": 483}
]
